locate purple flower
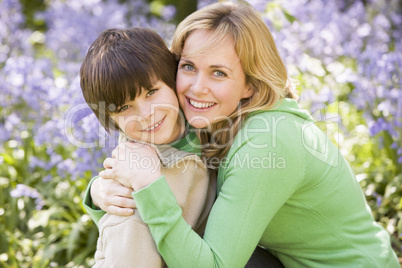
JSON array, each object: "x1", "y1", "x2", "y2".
[
  {"x1": 42, "y1": 175, "x2": 52, "y2": 182},
  {"x1": 372, "y1": 192, "x2": 382, "y2": 207},
  {"x1": 247, "y1": 0, "x2": 267, "y2": 12},
  {"x1": 161, "y1": 5, "x2": 176, "y2": 21},
  {"x1": 197, "y1": 0, "x2": 216, "y2": 9},
  {"x1": 10, "y1": 184, "x2": 45, "y2": 210},
  {"x1": 29, "y1": 156, "x2": 48, "y2": 170}
]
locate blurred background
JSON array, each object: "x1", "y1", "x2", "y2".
[{"x1": 0, "y1": 0, "x2": 401, "y2": 267}]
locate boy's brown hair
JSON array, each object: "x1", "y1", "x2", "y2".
[{"x1": 80, "y1": 27, "x2": 178, "y2": 132}]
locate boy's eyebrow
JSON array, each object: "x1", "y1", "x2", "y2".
[{"x1": 180, "y1": 58, "x2": 232, "y2": 72}]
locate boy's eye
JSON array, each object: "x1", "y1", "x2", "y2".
[
  {"x1": 146, "y1": 89, "x2": 158, "y2": 97},
  {"x1": 213, "y1": 70, "x2": 226, "y2": 77},
  {"x1": 117, "y1": 105, "x2": 130, "y2": 113}
]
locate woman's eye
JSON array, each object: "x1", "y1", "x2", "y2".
[
  {"x1": 117, "y1": 105, "x2": 129, "y2": 113},
  {"x1": 181, "y1": 64, "x2": 195, "y2": 71},
  {"x1": 147, "y1": 89, "x2": 158, "y2": 97},
  {"x1": 213, "y1": 70, "x2": 226, "y2": 77}
]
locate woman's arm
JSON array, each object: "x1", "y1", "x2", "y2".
[
  {"x1": 131, "y1": 127, "x2": 302, "y2": 267},
  {"x1": 83, "y1": 176, "x2": 107, "y2": 227}
]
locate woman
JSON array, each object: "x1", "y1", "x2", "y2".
[{"x1": 94, "y1": 2, "x2": 399, "y2": 267}]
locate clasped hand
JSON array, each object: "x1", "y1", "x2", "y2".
[
  {"x1": 93, "y1": 142, "x2": 161, "y2": 215},
  {"x1": 99, "y1": 142, "x2": 162, "y2": 191}
]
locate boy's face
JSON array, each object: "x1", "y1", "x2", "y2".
[{"x1": 110, "y1": 81, "x2": 182, "y2": 144}]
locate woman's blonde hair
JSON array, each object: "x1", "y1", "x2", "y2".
[{"x1": 171, "y1": 1, "x2": 297, "y2": 167}]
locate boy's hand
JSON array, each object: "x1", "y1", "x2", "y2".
[
  {"x1": 90, "y1": 176, "x2": 136, "y2": 216},
  {"x1": 99, "y1": 142, "x2": 162, "y2": 191}
]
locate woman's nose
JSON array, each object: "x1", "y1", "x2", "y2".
[{"x1": 191, "y1": 73, "x2": 209, "y2": 95}]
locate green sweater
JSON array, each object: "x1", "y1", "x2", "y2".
[
  {"x1": 83, "y1": 131, "x2": 202, "y2": 226},
  {"x1": 133, "y1": 98, "x2": 399, "y2": 267}
]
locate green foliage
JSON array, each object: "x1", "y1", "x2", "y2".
[
  {"x1": 0, "y1": 134, "x2": 99, "y2": 267},
  {"x1": 147, "y1": 0, "x2": 197, "y2": 24},
  {"x1": 356, "y1": 130, "x2": 402, "y2": 255},
  {"x1": 19, "y1": 0, "x2": 48, "y2": 31}
]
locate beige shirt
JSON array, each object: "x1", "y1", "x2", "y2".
[{"x1": 93, "y1": 137, "x2": 216, "y2": 268}]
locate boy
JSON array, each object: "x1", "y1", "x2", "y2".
[{"x1": 80, "y1": 28, "x2": 215, "y2": 267}]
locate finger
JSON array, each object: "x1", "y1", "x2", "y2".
[
  {"x1": 99, "y1": 169, "x2": 113, "y2": 179},
  {"x1": 103, "y1": 157, "x2": 114, "y2": 169},
  {"x1": 115, "y1": 183, "x2": 134, "y2": 196},
  {"x1": 115, "y1": 195, "x2": 137, "y2": 209},
  {"x1": 105, "y1": 206, "x2": 134, "y2": 216}
]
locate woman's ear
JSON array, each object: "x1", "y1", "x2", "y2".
[{"x1": 241, "y1": 85, "x2": 254, "y2": 99}]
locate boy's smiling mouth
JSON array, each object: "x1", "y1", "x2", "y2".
[{"x1": 143, "y1": 116, "x2": 165, "y2": 132}]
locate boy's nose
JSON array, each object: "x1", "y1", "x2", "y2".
[
  {"x1": 138, "y1": 108, "x2": 152, "y2": 118},
  {"x1": 136, "y1": 102, "x2": 154, "y2": 119}
]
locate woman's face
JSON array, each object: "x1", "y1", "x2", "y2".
[{"x1": 176, "y1": 30, "x2": 253, "y2": 128}]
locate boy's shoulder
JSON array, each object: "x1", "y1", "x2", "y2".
[
  {"x1": 156, "y1": 144, "x2": 205, "y2": 169},
  {"x1": 118, "y1": 132, "x2": 203, "y2": 168}
]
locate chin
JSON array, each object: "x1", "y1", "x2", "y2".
[
  {"x1": 187, "y1": 119, "x2": 211, "y2": 129},
  {"x1": 184, "y1": 112, "x2": 214, "y2": 129}
]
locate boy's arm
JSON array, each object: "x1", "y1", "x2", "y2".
[
  {"x1": 94, "y1": 213, "x2": 164, "y2": 268},
  {"x1": 83, "y1": 176, "x2": 106, "y2": 227},
  {"x1": 163, "y1": 155, "x2": 215, "y2": 233}
]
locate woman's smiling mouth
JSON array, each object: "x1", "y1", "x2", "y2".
[{"x1": 188, "y1": 97, "x2": 216, "y2": 109}]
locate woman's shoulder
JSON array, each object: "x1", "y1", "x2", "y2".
[
  {"x1": 230, "y1": 101, "x2": 321, "y2": 162},
  {"x1": 240, "y1": 111, "x2": 305, "y2": 141},
  {"x1": 229, "y1": 112, "x2": 306, "y2": 161},
  {"x1": 240, "y1": 99, "x2": 315, "y2": 141},
  {"x1": 247, "y1": 98, "x2": 314, "y2": 124}
]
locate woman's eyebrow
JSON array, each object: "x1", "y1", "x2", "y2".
[
  {"x1": 180, "y1": 58, "x2": 232, "y2": 72},
  {"x1": 179, "y1": 58, "x2": 193, "y2": 64},
  {"x1": 210, "y1": 64, "x2": 232, "y2": 71}
]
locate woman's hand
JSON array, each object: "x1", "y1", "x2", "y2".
[
  {"x1": 99, "y1": 142, "x2": 162, "y2": 192},
  {"x1": 90, "y1": 176, "x2": 136, "y2": 216}
]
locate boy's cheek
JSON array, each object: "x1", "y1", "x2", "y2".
[{"x1": 119, "y1": 119, "x2": 144, "y2": 133}]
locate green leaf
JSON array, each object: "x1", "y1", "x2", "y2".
[
  {"x1": 283, "y1": 10, "x2": 297, "y2": 24},
  {"x1": 1, "y1": 153, "x2": 14, "y2": 165}
]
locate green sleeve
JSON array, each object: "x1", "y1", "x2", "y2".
[
  {"x1": 83, "y1": 176, "x2": 106, "y2": 227},
  {"x1": 134, "y1": 123, "x2": 304, "y2": 267}
]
